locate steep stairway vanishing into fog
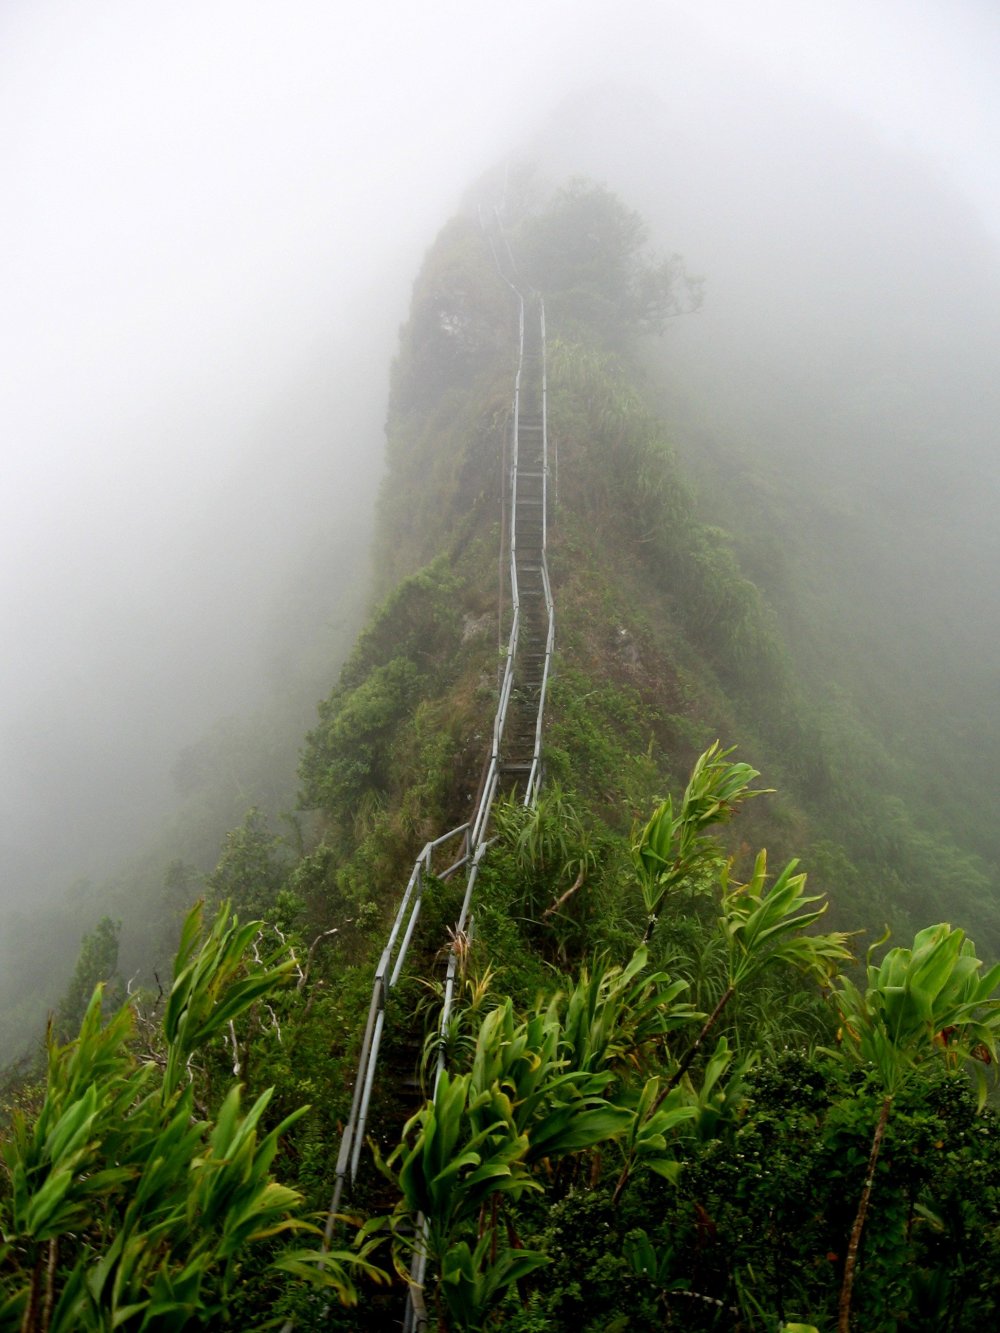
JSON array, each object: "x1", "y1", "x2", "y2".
[
  {"x1": 498, "y1": 297, "x2": 553, "y2": 799},
  {"x1": 318, "y1": 214, "x2": 553, "y2": 1333}
]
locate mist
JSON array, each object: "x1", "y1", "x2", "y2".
[
  {"x1": 520, "y1": 57, "x2": 1000, "y2": 858},
  {"x1": 2, "y1": 1, "x2": 999, "y2": 1010},
  {"x1": 0, "y1": 0, "x2": 560, "y2": 900}
]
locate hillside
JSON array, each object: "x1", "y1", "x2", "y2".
[
  {"x1": 319, "y1": 174, "x2": 997, "y2": 950},
  {"x1": 527, "y1": 81, "x2": 1000, "y2": 878},
  {"x1": 4, "y1": 178, "x2": 1000, "y2": 1331},
  {"x1": 283, "y1": 179, "x2": 1000, "y2": 1325}
]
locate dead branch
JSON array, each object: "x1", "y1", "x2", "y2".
[
  {"x1": 541, "y1": 867, "x2": 586, "y2": 920},
  {"x1": 298, "y1": 927, "x2": 340, "y2": 991}
]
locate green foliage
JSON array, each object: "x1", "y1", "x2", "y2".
[
  {"x1": 378, "y1": 1068, "x2": 544, "y2": 1330},
  {"x1": 549, "y1": 947, "x2": 697, "y2": 1079},
  {"x1": 54, "y1": 917, "x2": 121, "y2": 1040},
  {"x1": 0, "y1": 902, "x2": 379, "y2": 1329},
  {"x1": 503, "y1": 1047, "x2": 1000, "y2": 1332},
  {"x1": 516, "y1": 179, "x2": 702, "y2": 349},
  {"x1": 438, "y1": 1233, "x2": 549, "y2": 1333},
  {"x1": 299, "y1": 559, "x2": 482, "y2": 854},
  {"x1": 337, "y1": 559, "x2": 464, "y2": 694},
  {"x1": 162, "y1": 901, "x2": 298, "y2": 1099},
  {"x1": 832, "y1": 923, "x2": 1000, "y2": 1099},
  {"x1": 493, "y1": 787, "x2": 595, "y2": 894},
  {"x1": 718, "y1": 850, "x2": 853, "y2": 992},
  {"x1": 300, "y1": 656, "x2": 423, "y2": 819},
  {"x1": 544, "y1": 670, "x2": 660, "y2": 829},
  {"x1": 678, "y1": 1052, "x2": 1000, "y2": 1331},
  {"x1": 828, "y1": 925, "x2": 1000, "y2": 1330},
  {"x1": 632, "y1": 741, "x2": 767, "y2": 927},
  {"x1": 680, "y1": 527, "x2": 786, "y2": 690},
  {"x1": 387, "y1": 1068, "x2": 538, "y2": 1237},
  {"x1": 547, "y1": 330, "x2": 797, "y2": 767},
  {"x1": 613, "y1": 1075, "x2": 698, "y2": 1194},
  {"x1": 490, "y1": 786, "x2": 597, "y2": 955},
  {"x1": 207, "y1": 808, "x2": 287, "y2": 919},
  {"x1": 378, "y1": 944, "x2": 704, "y2": 1327},
  {"x1": 464, "y1": 998, "x2": 632, "y2": 1164}
]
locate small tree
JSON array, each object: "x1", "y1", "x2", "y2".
[
  {"x1": 632, "y1": 741, "x2": 768, "y2": 939},
  {"x1": 53, "y1": 917, "x2": 121, "y2": 1039},
  {"x1": 631, "y1": 748, "x2": 851, "y2": 1057},
  {"x1": 517, "y1": 180, "x2": 702, "y2": 349},
  {"x1": 207, "y1": 808, "x2": 287, "y2": 918},
  {"x1": 830, "y1": 923, "x2": 1000, "y2": 1331}
]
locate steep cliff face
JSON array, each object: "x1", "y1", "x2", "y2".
[
  {"x1": 300, "y1": 178, "x2": 999, "y2": 953},
  {"x1": 8, "y1": 177, "x2": 1000, "y2": 1333},
  {"x1": 289, "y1": 182, "x2": 1000, "y2": 1333}
]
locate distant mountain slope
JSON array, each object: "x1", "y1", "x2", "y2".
[
  {"x1": 297, "y1": 174, "x2": 999, "y2": 959},
  {"x1": 518, "y1": 81, "x2": 1000, "y2": 893}
]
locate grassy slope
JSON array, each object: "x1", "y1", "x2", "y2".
[
  {"x1": 7, "y1": 182, "x2": 1000, "y2": 1330},
  {"x1": 299, "y1": 189, "x2": 1000, "y2": 1009}
]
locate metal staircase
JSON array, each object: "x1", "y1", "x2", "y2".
[
  {"x1": 318, "y1": 213, "x2": 553, "y2": 1327},
  {"x1": 500, "y1": 297, "x2": 553, "y2": 799}
]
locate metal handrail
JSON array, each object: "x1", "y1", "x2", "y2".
[
  {"x1": 431, "y1": 244, "x2": 532, "y2": 1072},
  {"x1": 523, "y1": 295, "x2": 553, "y2": 807},
  {"x1": 407, "y1": 241, "x2": 555, "y2": 1333},
  {"x1": 323, "y1": 206, "x2": 555, "y2": 1333},
  {"x1": 324, "y1": 240, "x2": 530, "y2": 1240},
  {"x1": 322, "y1": 821, "x2": 470, "y2": 1232}
]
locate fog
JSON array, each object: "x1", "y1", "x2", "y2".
[
  {"x1": 2, "y1": 2, "x2": 999, "y2": 972},
  {"x1": 518, "y1": 44, "x2": 1000, "y2": 853},
  {"x1": 0, "y1": 0, "x2": 569, "y2": 898}
]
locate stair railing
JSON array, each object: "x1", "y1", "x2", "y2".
[
  {"x1": 522, "y1": 297, "x2": 553, "y2": 806},
  {"x1": 405, "y1": 223, "x2": 553, "y2": 1332},
  {"x1": 322, "y1": 821, "x2": 470, "y2": 1231},
  {"x1": 323, "y1": 208, "x2": 554, "y2": 1333},
  {"x1": 323, "y1": 252, "x2": 528, "y2": 1232}
]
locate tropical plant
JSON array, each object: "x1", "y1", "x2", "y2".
[
  {"x1": 491, "y1": 786, "x2": 597, "y2": 946},
  {"x1": 0, "y1": 902, "x2": 381, "y2": 1331},
  {"x1": 378, "y1": 943, "x2": 706, "y2": 1328},
  {"x1": 610, "y1": 1076, "x2": 697, "y2": 1205},
  {"x1": 378, "y1": 1068, "x2": 544, "y2": 1330},
  {"x1": 437, "y1": 1234, "x2": 549, "y2": 1333},
  {"x1": 829, "y1": 923, "x2": 1000, "y2": 1331},
  {"x1": 551, "y1": 946, "x2": 698, "y2": 1078},
  {"x1": 467, "y1": 1003, "x2": 633, "y2": 1169},
  {"x1": 632, "y1": 742, "x2": 768, "y2": 937},
  {"x1": 719, "y1": 851, "x2": 852, "y2": 999},
  {"x1": 657, "y1": 850, "x2": 853, "y2": 1102}
]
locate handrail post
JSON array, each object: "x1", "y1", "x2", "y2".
[{"x1": 323, "y1": 217, "x2": 554, "y2": 1333}]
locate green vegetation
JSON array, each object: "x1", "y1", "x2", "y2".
[
  {"x1": 356, "y1": 745, "x2": 1000, "y2": 1331},
  {"x1": 517, "y1": 177, "x2": 703, "y2": 348},
  {"x1": 0, "y1": 904, "x2": 382, "y2": 1330},
  {"x1": 4, "y1": 174, "x2": 1000, "y2": 1328}
]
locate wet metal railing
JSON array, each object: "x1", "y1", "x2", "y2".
[
  {"x1": 323, "y1": 209, "x2": 554, "y2": 1331},
  {"x1": 521, "y1": 299, "x2": 553, "y2": 807},
  {"x1": 405, "y1": 221, "x2": 554, "y2": 1332},
  {"x1": 323, "y1": 822, "x2": 470, "y2": 1232}
]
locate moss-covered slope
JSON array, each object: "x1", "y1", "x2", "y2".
[{"x1": 300, "y1": 179, "x2": 999, "y2": 954}]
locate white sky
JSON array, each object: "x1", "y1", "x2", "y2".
[
  {"x1": 1, "y1": 0, "x2": 999, "y2": 889},
  {"x1": 3, "y1": 0, "x2": 998, "y2": 580}
]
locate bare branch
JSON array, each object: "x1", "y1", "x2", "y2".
[
  {"x1": 542, "y1": 867, "x2": 586, "y2": 920},
  {"x1": 298, "y1": 927, "x2": 340, "y2": 991},
  {"x1": 228, "y1": 1019, "x2": 241, "y2": 1077}
]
